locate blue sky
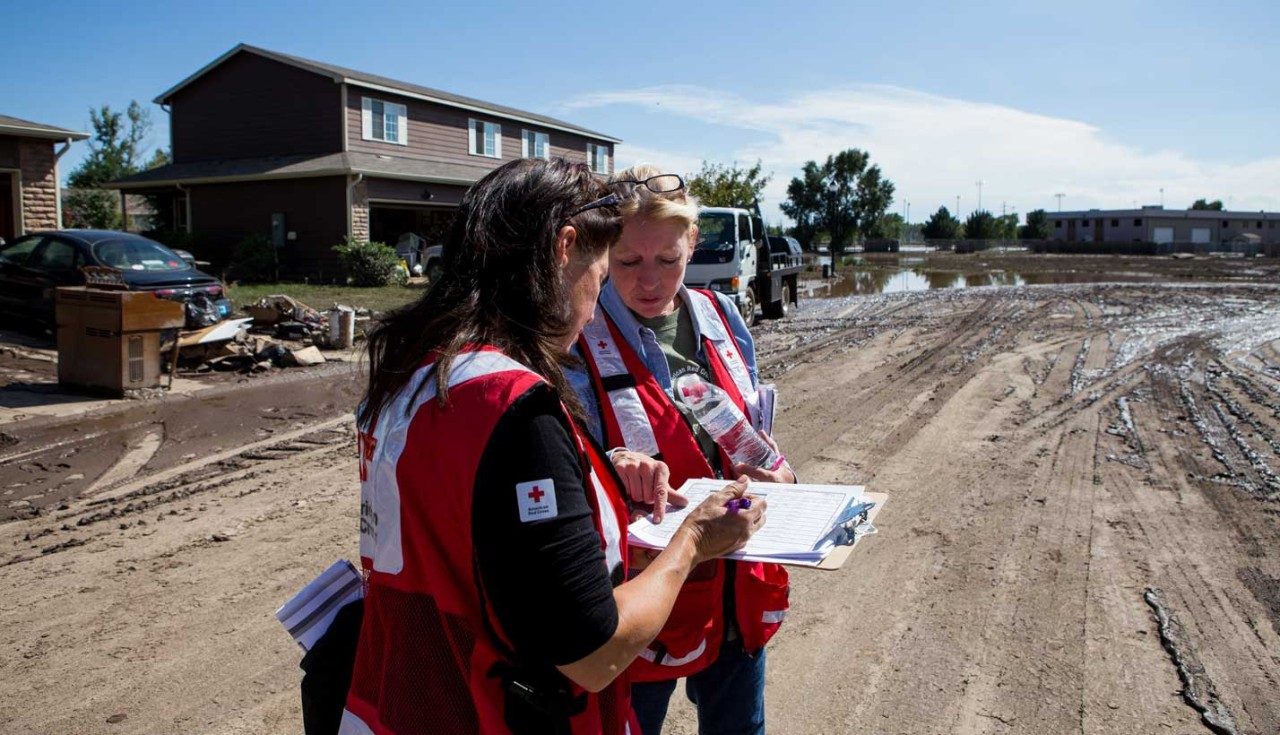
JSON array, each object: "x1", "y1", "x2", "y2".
[{"x1": 4, "y1": 0, "x2": 1277, "y2": 221}]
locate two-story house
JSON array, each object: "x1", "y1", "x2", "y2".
[{"x1": 108, "y1": 44, "x2": 619, "y2": 278}]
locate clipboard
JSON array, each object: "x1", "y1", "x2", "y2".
[{"x1": 815, "y1": 491, "x2": 887, "y2": 571}]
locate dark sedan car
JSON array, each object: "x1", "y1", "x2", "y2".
[{"x1": 0, "y1": 230, "x2": 229, "y2": 326}]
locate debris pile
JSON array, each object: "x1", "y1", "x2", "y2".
[{"x1": 168, "y1": 294, "x2": 367, "y2": 376}]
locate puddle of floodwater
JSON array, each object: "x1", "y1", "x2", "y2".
[
  {"x1": 822, "y1": 267, "x2": 1183, "y2": 297},
  {"x1": 829, "y1": 268, "x2": 1028, "y2": 296}
]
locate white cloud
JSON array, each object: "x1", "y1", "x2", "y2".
[{"x1": 565, "y1": 84, "x2": 1280, "y2": 222}]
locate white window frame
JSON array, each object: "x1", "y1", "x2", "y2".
[
  {"x1": 522, "y1": 130, "x2": 550, "y2": 160},
  {"x1": 587, "y1": 143, "x2": 609, "y2": 174},
  {"x1": 468, "y1": 119, "x2": 503, "y2": 158},
  {"x1": 361, "y1": 97, "x2": 408, "y2": 146}
]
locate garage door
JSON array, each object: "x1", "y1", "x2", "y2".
[
  {"x1": 1191, "y1": 227, "x2": 1211, "y2": 244},
  {"x1": 1152, "y1": 227, "x2": 1174, "y2": 244}
]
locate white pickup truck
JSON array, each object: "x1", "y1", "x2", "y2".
[{"x1": 683, "y1": 206, "x2": 803, "y2": 322}]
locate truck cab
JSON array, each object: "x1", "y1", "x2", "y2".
[{"x1": 684, "y1": 206, "x2": 801, "y2": 322}]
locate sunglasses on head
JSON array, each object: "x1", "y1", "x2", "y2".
[{"x1": 564, "y1": 174, "x2": 686, "y2": 220}]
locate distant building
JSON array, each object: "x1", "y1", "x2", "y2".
[
  {"x1": 1046, "y1": 206, "x2": 1280, "y2": 246},
  {"x1": 0, "y1": 115, "x2": 88, "y2": 241},
  {"x1": 107, "y1": 43, "x2": 620, "y2": 278}
]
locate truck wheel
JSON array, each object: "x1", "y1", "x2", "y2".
[
  {"x1": 763, "y1": 284, "x2": 791, "y2": 319},
  {"x1": 740, "y1": 288, "x2": 757, "y2": 325}
]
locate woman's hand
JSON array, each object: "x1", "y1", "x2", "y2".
[
  {"x1": 611, "y1": 450, "x2": 687, "y2": 522},
  {"x1": 679, "y1": 478, "x2": 765, "y2": 564},
  {"x1": 731, "y1": 432, "x2": 797, "y2": 484}
]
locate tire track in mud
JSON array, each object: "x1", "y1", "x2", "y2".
[{"x1": 1, "y1": 421, "x2": 355, "y2": 567}]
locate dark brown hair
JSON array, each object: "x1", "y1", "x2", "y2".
[{"x1": 358, "y1": 158, "x2": 620, "y2": 429}]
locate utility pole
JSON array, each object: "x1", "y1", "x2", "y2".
[
  {"x1": 976, "y1": 180, "x2": 984, "y2": 213},
  {"x1": 1054, "y1": 193, "x2": 1065, "y2": 212},
  {"x1": 1159, "y1": 187, "x2": 1164, "y2": 207},
  {"x1": 955, "y1": 194, "x2": 961, "y2": 217}
]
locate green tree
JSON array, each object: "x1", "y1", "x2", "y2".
[
  {"x1": 964, "y1": 210, "x2": 1001, "y2": 240},
  {"x1": 63, "y1": 189, "x2": 122, "y2": 229},
  {"x1": 65, "y1": 101, "x2": 156, "y2": 229},
  {"x1": 781, "y1": 149, "x2": 895, "y2": 258},
  {"x1": 687, "y1": 160, "x2": 771, "y2": 208},
  {"x1": 921, "y1": 206, "x2": 961, "y2": 240},
  {"x1": 868, "y1": 212, "x2": 905, "y2": 239},
  {"x1": 1190, "y1": 198, "x2": 1225, "y2": 211},
  {"x1": 997, "y1": 213, "x2": 1019, "y2": 241},
  {"x1": 1019, "y1": 209, "x2": 1050, "y2": 239},
  {"x1": 67, "y1": 102, "x2": 151, "y2": 188}
]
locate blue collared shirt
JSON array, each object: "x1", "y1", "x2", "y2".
[{"x1": 567, "y1": 281, "x2": 759, "y2": 446}]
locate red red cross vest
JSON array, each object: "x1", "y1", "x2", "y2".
[
  {"x1": 342, "y1": 347, "x2": 636, "y2": 735},
  {"x1": 576, "y1": 289, "x2": 789, "y2": 683}
]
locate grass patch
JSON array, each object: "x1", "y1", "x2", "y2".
[{"x1": 225, "y1": 282, "x2": 424, "y2": 315}]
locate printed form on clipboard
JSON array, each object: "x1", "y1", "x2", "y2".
[{"x1": 628, "y1": 479, "x2": 884, "y2": 569}]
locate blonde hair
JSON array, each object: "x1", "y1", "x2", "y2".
[{"x1": 611, "y1": 163, "x2": 700, "y2": 228}]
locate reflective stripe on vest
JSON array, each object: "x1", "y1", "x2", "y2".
[
  {"x1": 360, "y1": 350, "x2": 534, "y2": 575},
  {"x1": 338, "y1": 709, "x2": 375, "y2": 735},
  {"x1": 685, "y1": 290, "x2": 761, "y2": 429},
  {"x1": 762, "y1": 610, "x2": 787, "y2": 624},
  {"x1": 580, "y1": 304, "x2": 661, "y2": 456},
  {"x1": 588, "y1": 464, "x2": 624, "y2": 575},
  {"x1": 638, "y1": 636, "x2": 708, "y2": 668}
]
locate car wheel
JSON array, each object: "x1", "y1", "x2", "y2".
[{"x1": 425, "y1": 259, "x2": 444, "y2": 284}]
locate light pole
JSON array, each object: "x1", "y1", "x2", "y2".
[
  {"x1": 1054, "y1": 193, "x2": 1065, "y2": 212},
  {"x1": 955, "y1": 194, "x2": 961, "y2": 217},
  {"x1": 976, "y1": 180, "x2": 984, "y2": 213},
  {"x1": 1159, "y1": 187, "x2": 1164, "y2": 207},
  {"x1": 826, "y1": 180, "x2": 839, "y2": 273}
]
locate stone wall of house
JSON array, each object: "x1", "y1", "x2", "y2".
[
  {"x1": 351, "y1": 180, "x2": 369, "y2": 242},
  {"x1": 19, "y1": 140, "x2": 59, "y2": 231}
]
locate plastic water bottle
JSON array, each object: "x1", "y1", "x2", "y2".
[{"x1": 675, "y1": 374, "x2": 785, "y2": 471}]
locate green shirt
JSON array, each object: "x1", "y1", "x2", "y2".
[{"x1": 635, "y1": 306, "x2": 720, "y2": 466}]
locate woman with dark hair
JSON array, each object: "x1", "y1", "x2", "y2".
[{"x1": 342, "y1": 158, "x2": 764, "y2": 735}]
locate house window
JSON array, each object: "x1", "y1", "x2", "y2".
[
  {"x1": 469, "y1": 120, "x2": 502, "y2": 158},
  {"x1": 522, "y1": 130, "x2": 550, "y2": 160},
  {"x1": 1110, "y1": 219, "x2": 1119, "y2": 227},
  {"x1": 1222, "y1": 220, "x2": 1229, "y2": 228},
  {"x1": 1081, "y1": 219, "x2": 1089, "y2": 227},
  {"x1": 1054, "y1": 221, "x2": 1062, "y2": 229},
  {"x1": 362, "y1": 98, "x2": 408, "y2": 145},
  {"x1": 1134, "y1": 218, "x2": 1142, "y2": 226},
  {"x1": 587, "y1": 143, "x2": 610, "y2": 174},
  {"x1": 1258, "y1": 221, "x2": 1264, "y2": 229}
]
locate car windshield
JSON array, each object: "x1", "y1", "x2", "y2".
[
  {"x1": 92, "y1": 238, "x2": 188, "y2": 272},
  {"x1": 696, "y1": 213, "x2": 736, "y2": 250}
]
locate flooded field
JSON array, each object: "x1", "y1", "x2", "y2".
[{"x1": 820, "y1": 251, "x2": 1280, "y2": 296}]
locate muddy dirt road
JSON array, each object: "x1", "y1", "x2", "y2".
[{"x1": 3, "y1": 281, "x2": 1280, "y2": 734}]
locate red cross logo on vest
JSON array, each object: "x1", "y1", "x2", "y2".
[
  {"x1": 597, "y1": 339, "x2": 609, "y2": 351},
  {"x1": 517, "y1": 478, "x2": 558, "y2": 522}
]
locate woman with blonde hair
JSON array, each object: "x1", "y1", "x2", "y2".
[{"x1": 568, "y1": 164, "x2": 795, "y2": 735}]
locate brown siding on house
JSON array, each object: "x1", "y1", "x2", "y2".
[
  {"x1": 345, "y1": 85, "x2": 611, "y2": 173},
  {"x1": 170, "y1": 52, "x2": 342, "y2": 163},
  {"x1": 18, "y1": 138, "x2": 58, "y2": 232},
  {"x1": 189, "y1": 176, "x2": 348, "y2": 278}
]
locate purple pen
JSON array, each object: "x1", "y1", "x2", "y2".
[{"x1": 725, "y1": 497, "x2": 752, "y2": 514}]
